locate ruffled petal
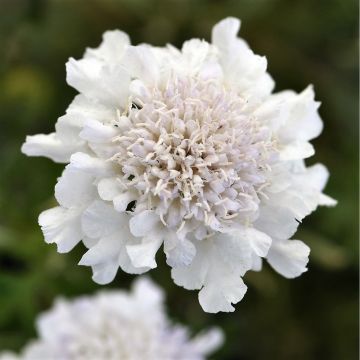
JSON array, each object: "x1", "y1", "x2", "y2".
[
  {"x1": 79, "y1": 119, "x2": 119, "y2": 143},
  {"x1": 113, "y1": 191, "x2": 137, "y2": 212},
  {"x1": 66, "y1": 94, "x2": 115, "y2": 124},
  {"x1": 97, "y1": 177, "x2": 124, "y2": 201},
  {"x1": 215, "y1": 230, "x2": 253, "y2": 275},
  {"x1": 91, "y1": 260, "x2": 119, "y2": 284},
  {"x1": 251, "y1": 254, "x2": 263, "y2": 271},
  {"x1": 70, "y1": 152, "x2": 115, "y2": 177},
  {"x1": 55, "y1": 167, "x2": 95, "y2": 208},
  {"x1": 80, "y1": 228, "x2": 150, "y2": 281},
  {"x1": 82, "y1": 200, "x2": 126, "y2": 238},
  {"x1": 173, "y1": 233, "x2": 253, "y2": 313},
  {"x1": 118, "y1": 245, "x2": 150, "y2": 275},
  {"x1": 39, "y1": 207, "x2": 83, "y2": 253},
  {"x1": 132, "y1": 276, "x2": 164, "y2": 305},
  {"x1": 66, "y1": 58, "x2": 130, "y2": 108},
  {"x1": 122, "y1": 45, "x2": 159, "y2": 85},
  {"x1": 212, "y1": 18, "x2": 273, "y2": 99},
  {"x1": 85, "y1": 30, "x2": 130, "y2": 65},
  {"x1": 302, "y1": 163, "x2": 330, "y2": 191},
  {"x1": 164, "y1": 234, "x2": 196, "y2": 268},
  {"x1": 278, "y1": 86, "x2": 323, "y2": 143},
  {"x1": 266, "y1": 163, "x2": 335, "y2": 221},
  {"x1": 171, "y1": 241, "x2": 210, "y2": 290},
  {"x1": 245, "y1": 228, "x2": 272, "y2": 257},
  {"x1": 79, "y1": 234, "x2": 122, "y2": 267},
  {"x1": 267, "y1": 239, "x2": 310, "y2": 278},
  {"x1": 211, "y1": 17, "x2": 241, "y2": 51},
  {"x1": 22, "y1": 105, "x2": 88, "y2": 163},
  {"x1": 126, "y1": 235, "x2": 163, "y2": 268},
  {"x1": 21, "y1": 134, "x2": 78, "y2": 163},
  {"x1": 279, "y1": 141, "x2": 315, "y2": 160},
  {"x1": 129, "y1": 210, "x2": 160, "y2": 237},
  {"x1": 255, "y1": 205, "x2": 299, "y2": 240},
  {"x1": 199, "y1": 267, "x2": 247, "y2": 313}
]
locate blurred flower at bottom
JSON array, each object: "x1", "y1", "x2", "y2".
[{"x1": 0, "y1": 277, "x2": 223, "y2": 360}]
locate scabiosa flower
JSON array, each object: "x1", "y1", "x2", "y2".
[
  {"x1": 0, "y1": 278, "x2": 223, "y2": 360},
  {"x1": 22, "y1": 17, "x2": 336, "y2": 313}
]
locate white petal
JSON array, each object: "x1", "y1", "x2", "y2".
[
  {"x1": 268, "y1": 190, "x2": 312, "y2": 221},
  {"x1": 122, "y1": 45, "x2": 159, "y2": 85},
  {"x1": 55, "y1": 113, "x2": 84, "y2": 142},
  {"x1": 303, "y1": 163, "x2": 329, "y2": 191},
  {"x1": 66, "y1": 58, "x2": 130, "y2": 108},
  {"x1": 254, "y1": 93, "x2": 288, "y2": 133},
  {"x1": 21, "y1": 134, "x2": 77, "y2": 163},
  {"x1": 199, "y1": 268, "x2": 247, "y2": 313},
  {"x1": 66, "y1": 94, "x2": 115, "y2": 124},
  {"x1": 118, "y1": 245, "x2": 150, "y2": 275},
  {"x1": 319, "y1": 193, "x2": 337, "y2": 206},
  {"x1": 255, "y1": 205, "x2": 299, "y2": 240},
  {"x1": 113, "y1": 192, "x2": 137, "y2": 212},
  {"x1": 126, "y1": 235, "x2": 163, "y2": 268},
  {"x1": 83, "y1": 228, "x2": 150, "y2": 276},
  {"x1": 79, "y1": 118, "x2": 119, "y2": 143},
  {"x1": 211, "y1": 17, "x2": 241, "y2": 50},
  {"x1": 255, "y1": 72, "x2": 275, "y2": 98},
  {"x1": 179, "y1": 39, "x2": 219, "y2": 78},
  {"x1": 164, "y1": 235, "x2": 196, "y2": 268},
  {"x1": 212, "y1": 17, "x2": 272, "y2": 99},
  {"x1": 278, "y1": 86, "x2": 323, "y2": 143},
  {"x1": 82, "y1": 236, "x2": 99, "y2": 249},
  {"x1": 245, "y1": 228, "x2": 272, "y2": 257},
  {"x1": 189, "y1": 327, "x2": 224, "y2": 356},
  {"x1": 22, "y1": 110, "x2": 89, "y2": 163},
  {"x1": 66, "y1": 57, "x2": 102, "y2": 94},
  {"x1": 132, "y1": 277, "x2": 164, "y2": 305},
  {"x1": 171, "y1": 241, "x2": 210, "y2": 290},
  {"x1": 199, "y1": 61, "x2": 223, "y2": 80},
  {"x1": 251, "y1": 254, "x2": 263, "y2": 271},
  {"x1": 85, "y1": 30, "x2": 130, "y2": 64},
  {"x1": 215, "y1": 231, "x2": 253, "y2": 275},
  {"x1": 39, "y1": 207, "x2": 83, "y2": 253},
  {"x1": 129, "y1": 79, "x2": 152, "y2": 102},
  {"x1": 267, "y1": 163, "x2": 336, "y2": 221},
  {"x1": 265, "y1": 164, "x2": 292, "y2": 193},
  {"x1": 91, "y1": 260, "x2": 119, "y2": 284},
  {"x1": 80, "y1": 228, "x2": 149, "y2": 280},
  {"x1": 87, "y1": 141, "x2": 119, "y2": 160},
  {"x1": 70, "y1": 152, "x2": 114, "y2": 176},
  {"x1": 79, "y1": 234, "x2": 121, "y2": 266},
  {"x1": 129, "y1": 210, "x2": 160, "y2": 237},
  {"x1": 279, "y1": 141, "x2": 315, "y2": 160},
  {"x1": 267, "y1": 239, "x2": 310, "y2": 278},
  {"x1": 97, "y1": 177, "x2": 124, "y2": 201},
  {"x1": 81, "y1": 200, "x2": 126, "y2": 238},
  {"x1": 55, "y1": 167, "x2": 95, "y2": 208}
]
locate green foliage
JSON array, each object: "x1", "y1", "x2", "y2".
[{"x1": 0, "y1": 0, "x2": 358, "y2": 359}]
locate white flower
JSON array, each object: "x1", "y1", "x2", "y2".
[
  {"x1": 22, "y1": 17, "x2": 336, "y2": 313},
  {"x1": 0, "y1": 278, "x2": 223, "y2": 360}
]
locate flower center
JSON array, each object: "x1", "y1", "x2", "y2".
[{"x1": 112, "y1": 76, "x2": 275, "y2": 231}]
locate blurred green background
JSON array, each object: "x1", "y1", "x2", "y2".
[{"x1": 0, "y1": 0, "x2": 358, "y2": 359}]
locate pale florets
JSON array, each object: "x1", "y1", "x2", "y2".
[
  {"x1": 21, "y1": 17, "x2": 336, "y2": 313},
  {"x1": 0, "y1": 278, "x2": 223, "y2": 360},
  {"x1": 113, "y1": 75, "x2": 276, "y2": 234}
]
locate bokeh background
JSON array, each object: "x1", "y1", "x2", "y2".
[{"x1": 0, "y1": 0, "x2": 358, "y2": 359}]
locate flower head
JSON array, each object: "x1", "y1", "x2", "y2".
[
  {"x1": 22, "y1": 17, "x2": 336, "y2": 312},
  {"x1": 0, "y1": 278, "x2": 223, "y2": 360}
]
